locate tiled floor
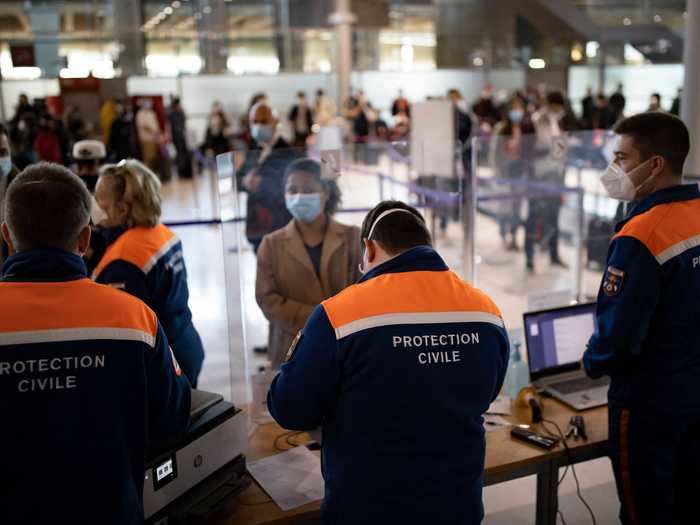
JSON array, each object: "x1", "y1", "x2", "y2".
[{"x1": 163, "y1": 162, "x2": 618, "y2": 523}]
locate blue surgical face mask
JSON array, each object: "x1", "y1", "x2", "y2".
[
  {"x1": 251, "y1": 124, "x2": 274, "y2": 144},
  {"x1": 508, "y1": 110, "x2": 524, "y2": 124},
  {"x1": 0, "y1": 156, "x2": 11, "y2": 177},
  {"x1": 286, "y1": 193, "x2": 323, "y2": 223}
]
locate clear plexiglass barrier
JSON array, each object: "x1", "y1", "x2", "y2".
[
  {"x1": 471, "y1": 129, "x2": 620, "y2": 330},
  {"x1": 216, "y1": 138, "x2": 468, "y2": 415},
  {"x1": 213, "y1": 129, "x2": 620, "y2": 410}
]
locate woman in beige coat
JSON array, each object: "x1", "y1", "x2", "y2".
[{"x1": 256, "y1": 158, "x2": 361, "y2": 368}]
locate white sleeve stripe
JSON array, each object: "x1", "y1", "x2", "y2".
[
  {"x1": 655, "y1": 234, "x2": 700, "y2": 265},
  {"x1": 334, "y1": 311, "x2": 504, "y2": 340},
  {"x1": 142, "y1": 236, "x2": 180, "y2": 274},
  {"x1": 0, "y1": 327, "x2": 156, "y2": 347}
]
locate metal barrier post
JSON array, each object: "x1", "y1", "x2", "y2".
[
  {"x1": 574, "y1": 187, "x2": 585, "y2": 301},
  {"x1": 463, "y1": 139, "x2": 477, "y2": 285}
]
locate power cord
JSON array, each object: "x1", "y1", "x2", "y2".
[
  {"x1": 541, "y1": 418, "x2": 597, "y2": 525},
  {"x1": 557, "y1": 510, "x2": 568, "y2": 525},
  {"x1": 273, "y1": 430, "x2": 306, "y2": 451}
]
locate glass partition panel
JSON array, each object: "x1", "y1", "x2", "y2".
[
  {"x1": 217, "y1": 140, "x2": 467, "y2": 418},
  {"x1": 159, "y1": 151, "x2": 223, "y2": 225},
  {"x1": 471, "y1": 129, "x2": 618, "y2": 331}
]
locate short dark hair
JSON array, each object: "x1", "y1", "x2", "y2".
[
  {"x1": 0, "y1": 122, "x2": 8, "y2": 138},
  {"x1": 4, "y1": 162, "x2": 91, "y2": 251},
  {"x1": 283, "y1": 157, "x2": 341, "y2": 214},
  {"x1": 546, "y1": 91, "x2": 566, "y2": 107},
  {"x1": 361, "y1": 201, "x2": 431, "y2": 255},
  {"x1": 614, "y1": 112, "x2": 690, "y2": 175}
]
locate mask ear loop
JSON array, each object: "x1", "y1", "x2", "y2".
[{"x1": 631, "y1": 157, "x2": 660, "y2": 196}]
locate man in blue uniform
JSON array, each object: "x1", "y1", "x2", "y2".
[
  {"x1": 268, "y1": 201, "x2": 510, "y2": 525},
  {"x1": 583, "y1": 112, "x2": 700, "y2": 524},
  {"x1": 0, "y1": 163, "x2": 191, "y2": 525}
]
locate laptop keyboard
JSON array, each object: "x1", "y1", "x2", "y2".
[{"x1": 551, "y1": 376, "x2": 610, "y2": 395}]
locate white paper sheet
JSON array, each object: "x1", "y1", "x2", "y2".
[
  {"x1": 487, "y1": 395, "x2": 513, "y2": 416},
  {"x1": 248, "y1": 446, "x2": 325, "y2": 511}
]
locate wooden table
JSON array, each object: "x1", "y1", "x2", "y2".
[{"x1": 209, "y1": 399, "x2": 609, "y2": 525}]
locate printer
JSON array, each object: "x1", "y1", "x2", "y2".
[{"x1": 144, "y1": 390, "x2": 248, "y2": 522}]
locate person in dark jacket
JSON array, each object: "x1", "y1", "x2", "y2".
[
  {"x1": 584, "y1": 113, "x2": 700, "y2": 524},
  {"x1": 168, "y1": 96, "x2": 193, "y2": 178},
  {"x1": 0, "y1": 162, "x2": 190, "y2": 525},
  {"x1": 238, "y1": 101, "x2": 303, "y2": 252},
  {"x1": 92, "y1": 159, "x2": 205, "y2": 385},
  {"x1": 288, "y1": 92, "x2": 313, "y2": 147},
  {"x1": 108, "y1": 100, "x2": 137, "y2": 162},
  {"x1": 268, "y1": 201, "x2": 509, "y2": 525},
  {"x1": 9, "y1": 93, "x2": 38, "y2": 169},
  {"x1": 492, "y1": 98, "x2": 535, "y2": 250}
]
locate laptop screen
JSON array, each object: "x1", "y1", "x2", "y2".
[{"x1": 523, "y1": 303, "x2": 597, "y2": 380}]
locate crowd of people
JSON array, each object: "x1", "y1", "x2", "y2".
[
  {"x1": 2, "y1": 82, "x2": 683, "y2": 279},
  {"x1": 0, "y1": 68, "x2": 698, "y2": 525}
]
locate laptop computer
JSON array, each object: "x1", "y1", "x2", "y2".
[{"x1": 523, "y1": 303, "x2": 609, "y2": 410}]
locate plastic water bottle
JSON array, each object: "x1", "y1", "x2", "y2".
[{"x1": 505, "y1": 343, "x2": 530, "y2": 400}]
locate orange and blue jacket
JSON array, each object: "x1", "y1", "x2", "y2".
[
  {"x1": 584, "y1": 184, "x2": 700, "y2": 408},
  {"x1": 93, "y1": 224, "x2": 204, "y2": 385},
  {"x1": 0, "y1": 249, "x2": 191, "y2": 525},
  {"x1": 267, "y1": 246, "x2": 509, "y2": 525}
]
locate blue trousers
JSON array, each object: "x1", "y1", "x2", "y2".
[{"x1": 608, "y1": 403, "x2": 700, "y2": 524}]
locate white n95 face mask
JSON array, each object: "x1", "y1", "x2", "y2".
[
  {"x1": 600, "y1": 162, "x2": 635, "y2": 201},
  {"x1": 601, "y1": 158, "x2": 654, "y2": 202}
]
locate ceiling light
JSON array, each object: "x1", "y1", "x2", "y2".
[
  {"x1": 172, "y1": 1, "x2": 181, "y2": 7},
  {"x1": 586, "y1": 41, "x2": 599, "y2": 58},
  {"x1": 528, "y1": 58, "x2": 546, "y2": 69},
  {"x1": 623, "y1": 17, "x2": 632, "y2": 26}
]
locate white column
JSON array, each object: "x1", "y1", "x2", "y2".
[
  {"x1": 329, "y1": 0, "x2": 355, "y2": 107},
  {"x1": 30, "y1": 2, "x2": 61, "y2": 78},
  {"x1": 114, "y1": 0, "x2": 145, "y2": 76},
  {"x1": 682, "y1": 0, "x2": 700, "y2": 177}
]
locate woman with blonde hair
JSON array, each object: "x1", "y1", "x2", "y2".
[{"x1": 92, "y1": 159, "x2": 204, "y2": 385}]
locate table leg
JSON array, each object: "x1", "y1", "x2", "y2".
[{"x1": 536, "y1": 460, "x2": 558, "y2": 525}]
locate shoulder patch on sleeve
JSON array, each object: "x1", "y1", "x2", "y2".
[
  {"x1": 284, "y1": 330, "x2": 303, "y2": 363},
  {"x1": 603, "y1": 266, "x2": 625, "y2": 297}
]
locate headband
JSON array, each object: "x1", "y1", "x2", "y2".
[{"x1": 366, "y1": 208, "x2": 415, "y2": 240}]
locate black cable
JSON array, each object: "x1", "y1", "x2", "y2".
[
  {"x1": 542, "y1": 419, "x2": 597, "y2": 525},
  {"x1": 273, "y1": 431, "x2": 295, "y2": 451},
  {"x1": 285, "y1": 431, "x2": 304, "y2": 448},
  {"x1": 273, "y1": 430, "x2": 305, "y2": 451},
  {"x1": 540, "y1": 424, "x2": 569, "y2": 486},
  {"x1": 558, "y1": 509, "x2": 568, "y2": 525}
]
